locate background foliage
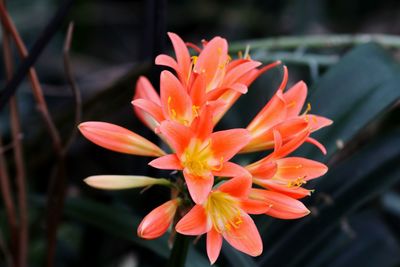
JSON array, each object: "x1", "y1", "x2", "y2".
[{"x1": 1, "y1": 0, "x2": 400, "y2": 266}]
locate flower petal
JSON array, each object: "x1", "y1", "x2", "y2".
[
  {"x1": 155, "y1": 54, "x2": 179, "y2": 72},
  {"x1": 276, "y1": 157, "x2": 328, "y2": 181},
  {"x1": 254, "y1": 179, "x2": 311, "y2": 199},
  {"x1": 84, "y1": 175, "x2": 170, "y2": 190},
  {"x1": 207, "y1": 228, "x2": 223, "y2": 264},
  {"x1": 210, "y1": 129, "x2": 251, "y2": 161},
  {"x1": 133, "y1": 76, "x2": 160, "y2": 105},
  {"x1": 183, "y1": 169, "x2": 214, "y2": 204},
  {"x1": 131, "y1": 99, "x2": 164, "y2": 128},
  {"x1": 159, "y1": 121, "x2": 192, "y2": 156},
  {"x1": 160, "y1": 70, "x2": 193, "y2": 123},
  {"x1": 250, "y1": 189, "x2": 310, "y2": 219},
  {"x1": 246, "y1": 161, "x2": 277, "y2": 179},
  {"x1": 137, "y1": 199, "x2": 179, "y2": 239},
  {"x1": 148, "y1": 154, "x2": 182, "y2": 170},
  {"x1": 222, "y1": 213, "x2": 263, "y2": 257},
  {"x1": 168, "y1": 32, "x2": 191, "y2": 85},
  {"x1": 79, "y1": 122, "x2": 165, "y2": 156},
  {"x1": 223, "y1": 61, "x2": 262, "y2": 88},
  {"x1": 240, "y1": 198, "x2": 271, "y2": 215},
  {"x1": 213, "y1": 162, "x2": 251, "y2": 178},
  {"x1": 283, "y1": 81, "x2": 307, "y2": 118},
  {"x1": 218, "y1": 176, "x2": 251, "y2": 198},
  {"x1": 306, "y1": 137, "x2": 327, "y2": 155},
  {"x1": 176, "y1": 205, "x2": 210, "y2": 235}
]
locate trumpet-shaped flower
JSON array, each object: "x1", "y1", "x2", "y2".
[
  {"x1": 246, "y1": 130, "x2": 328, "y2": 199},
  {"x1": 149, "y1": 114, "x2": 251, "y2": 204},
  {"x1": 78, "y1": 121, "x2": 166, "y2": 157},
  {"x1": 242, "y1": 67, "x2": 333, "y2": 153},
  {"x1": 138, "y1": 198, "x2": 180, "y2": 239},
  {"x1": 176, "y1": 176, "x2": 269, "y2": 264}
]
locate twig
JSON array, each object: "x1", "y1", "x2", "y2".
[
  {"x1": 0, "y1": 137, "x2": 18, "y2": 267},
  {"x1": 62, "y1": 21, "x2": 82, "y2": 153},
  {"x1": 0, "y1": 2, "x2": 73, "y2": 267},
  {"x1": 230, "y1": 34, "x2": 400, "y2": 52},
  {"x1": 0, "y1": 2, "x2": 63, "y2": 152},
  {"x1": 1, "y1": 2, "x2": 28, "y2": 266}
]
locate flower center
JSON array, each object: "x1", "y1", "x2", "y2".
[
  {"x1": 205, "y1": 191, "x2": 243, "y2": 233},
  {"x1": 181, "y1": 140, "x2": 213, "y2": 177}
]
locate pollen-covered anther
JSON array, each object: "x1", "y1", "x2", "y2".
[
  {"x1": 287, "y1": 176, "x2": 307, "y2": 188},
  {"x1": 211, "y1": 157, "x2": 224, "y2": 171}
]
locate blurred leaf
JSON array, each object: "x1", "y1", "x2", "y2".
[
  {"x1": 302, "y1": 43, "x2": 400, "y2": 161},
  {"x1": 258, "y1": 129, "x2": 400, "y2": 266},
  {"x1": 307, "y1": 211, "x2": 400, "y2": 267},
  {"x1": 64, "y1": 198, "x2": 209, "y2": 267}
]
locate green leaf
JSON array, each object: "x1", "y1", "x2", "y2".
[{"x1": 302, "y1": 43, "x2": 400, "y2": 161}]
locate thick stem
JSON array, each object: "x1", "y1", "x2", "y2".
[{"x1": 166, "y1": 233, "x2": 190, "y2": 267}]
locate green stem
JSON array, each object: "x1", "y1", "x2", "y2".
[
  {"x1": 230, "y1": 34, "x2": 400, "y2": 52},
  {"x1": 166, "y1": 233, "x2": 190, "y2": 267}
]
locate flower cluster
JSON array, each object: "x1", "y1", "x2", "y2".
[{"x1": 79, "y1": 33, "x2": 332, "y2": 264}]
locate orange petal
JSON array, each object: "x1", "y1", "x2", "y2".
[
  {"x1": 133, "y1": 76, "x2": 160, "y2": 105},
  {"x1": 247, "y1": 91, "x2": 286, "y2": 135},
  {"x1": 160, "y1": 70, "x2": 193, "y2": 123},
  {"x1": 305, "y1": 114, "x2": 333, "y2": 132},
  {"x1": 222, "y1": 213, "x2": 262, "y2": 257},
  {"x1": 213, "y1": 162, "x2": 251, "y2": 178},
  {"x1": 84, "y1": 175, "x2": 170, "y2": 190},
  {"x1": 271, "y1": 129, "x2": 310, "y2": 159},
  {"x1": 155, "y1": 54, "x2": 179, "y2": 73},
  {"x1": 183, "y1": 169, "x2": 214, "y2": 204},
  {"x1": 168, "y1": 32, "x2": 191, "y2": 85},
  {"x1": 159, "y1": 121, "x2": 192, "y2": 156},
  {"x1": 306, "y1": 137, "x2": 327, "y2": 155},
  {"x1": 240, "y1": 198, "x2": 272, "y2": 215},
  {"x1": 210, "y1": 129, "x2": 251, "y2": 161},
  {"x1": 148, "y1": 154, "x2": 182, "y2": 170},
  {"x1": 131, "y1": 99, "x2": 164, "y2": 129},
  {"x1": 250, "y1": 189, "x2": 310, "y2": 219},
  {"x1": 78, "y1": 122, "x2": 165, "y2": 157},
  {"x1": 254, "y1": 179, "x2": 311, "y2": 199},
  {"x1": 189, "y1": 73, "x2": 207, "y2": 106},
  {"x1": 222, "y1": 61, "x2": 262, "y2": 87},
  {"x1": 283, "y1": 81, "x2": 307, "y2": 118},
  {"x1": 276, "y1": 157, "x2": 328, "y2": 181},
  {"x1": 194, "y1": 36, "x2": 228, "y2": 91},
  {"x1": 207, "y1": 228, "x2": 223, "y2": 264},
  {"x1": 218, "y1": 176, "x2": 251, "y2": 198},
  {"x1": 137, "y1": 199, "x2": 179, "y2": 239},
  {"x1": 191, "y1": 104, "x2": 214, "y2": 140},
  {"x1": 246, "y1": 161, "x2": 277, "y2": 179},
  {"x1": 176, "y1": 205, "x2": 210, "y2": 235}
]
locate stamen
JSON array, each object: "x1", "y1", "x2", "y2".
[
  {"x1": 287, "y1": 176, "x2": 307, "y2": 188},
  {"x1": 238, "y1": 51, "x2": 243, "y2": 59},
  {"x1": 167, "y1": 96, "x2": 177, "y2": 119},
  {"x1": 192, "y1": 105, "x2": 200, "y2": 117},
  {"x1": 211, "y1": 157, "x2": 224, "y2": 171},
  {"x1": 302, "y1": 102, "x2": 312, "y2": 115}
]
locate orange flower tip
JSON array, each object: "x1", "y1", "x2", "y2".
[{"x1": 83, "y1": 175, "x2": 171, "y2": 190}]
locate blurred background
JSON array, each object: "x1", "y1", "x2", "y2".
[{"x1": 1, "y1": 0, "x2": 400, "y2": 266}]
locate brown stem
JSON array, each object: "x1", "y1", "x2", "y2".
[
  {"x1": 0, "y1": 2, "x2": 63, "y2": 153},
  {"x1": 1, "y1": 2, "x2": 28, "y2": 267},
  {"x1": 0, "y1": 137, "x2": 18, "y2": 267}
]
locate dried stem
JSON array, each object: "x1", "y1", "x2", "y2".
[
  {"x1": 0, "y1": 137, "x2": 17, "y2": 267},
  {"x1": 62, "y1": 22, "x2": 82, "y2": 153},
  {"x1": 1, "y1": 4, "x2": 29, "y2": 265},
  {"x1": 0, "y1": 2, "x2": 63, "y2": 153}
]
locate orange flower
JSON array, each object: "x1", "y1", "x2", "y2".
[
  {"x1": 138, "y1": 198, "x2": 180, "y2": 239},
  {"x1": 149, "y1": 108, "x2": 251, "y2": 203},
  {"x1": 246, "y1": 129, "x2": 328, "y2": 199},
  {"x1": 242, "y1": 67, "x2": 333, "y2": 153},
  {"x1": 78, "y1": 122, "x2": 166, "y2": 157},
  {"x1": 176, "y1": 176, "x2": 268, "y2": 264}
]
